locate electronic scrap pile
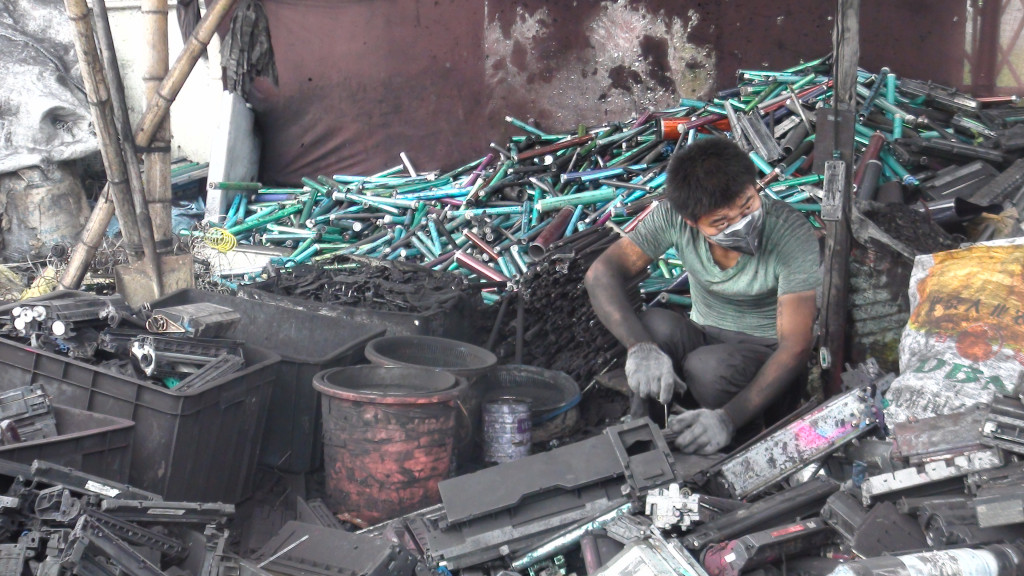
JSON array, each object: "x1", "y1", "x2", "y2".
[{"x1": 247, "y1": 360, "x2": 1024, "y2": 576}]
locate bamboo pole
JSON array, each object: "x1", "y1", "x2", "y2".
[
  {"x1": 134, "y1": 0, "x2": 238, "y2": 147},
  {"x1": 142, "y1": 0, "x2": 175, "y2": 251},
  {"x1": 91, "y1": 0, "x2": 163, "y2": 293},
  {"x1": 63, "y1": 0, "x2": 144, "y2": 262},
  {"x1": 58, "y1": 185, "x2": 116, "y2": 290}
]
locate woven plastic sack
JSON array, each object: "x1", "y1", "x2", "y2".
[{"x1": 884, "y1": 238, "x2": 1024, "y2": 424}]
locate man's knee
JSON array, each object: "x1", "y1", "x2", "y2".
[{"x1": 682, "y1": 345, "x2": 769, "y2": 409}]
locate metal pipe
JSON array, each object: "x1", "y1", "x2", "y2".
[
  {"x1": 528, "y1": 207, "x2": 574, "y2": 259},
  {"x1": 509, "y1": 501, "x2": 633, "y2": 571},
  {"x1": 454, "y1": 251, "x2": 510, "y2": 283},
  {"x1": 537, "y1": 188, "x2": 618, "y2": 212},
  {"x1": 580, "y1": 532, "x2": 603, "y2": 575},
  {"x1": 516, "y1": 134, "x2": 594, "y2": 162},
  {"x1": 464, "y1": 231, "x2": 500, "y2": 262},
  {"x1": 853, "y1": 131, "x2": 886, "y2": 201},
  {"x1": 857, "y1": 67, "x2": 889, "y2": 122}
]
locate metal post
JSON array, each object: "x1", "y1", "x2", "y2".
[
  {"x1": 972, "y1": 0, "x2": 1002, "y2": 96},
  {"x1": 821, "y1": 0, "x2": 859, "y2": 397}
]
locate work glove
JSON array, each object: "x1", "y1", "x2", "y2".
[
  {"x1": 624, "y1": 342, "x2": 685, "y2": 405},
  {"x1": 669, "y1": 408, "x2": 734, "y2": 455}
]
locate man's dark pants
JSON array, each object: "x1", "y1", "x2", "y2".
[{"x1": 639, "y1": 307, "x2": 805, "y2": 431}]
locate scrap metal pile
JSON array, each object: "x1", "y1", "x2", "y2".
[
  {"x1": 0, "y1": 361, "x2": 1019, "y2": 575},
  {"x1": 245, "y1": 255, "x2": 476, "y2": 315},
  {"x1": 193, "y1": 56, "x2": 1024, "y2": 294},
  {"x1": 0, "y1": 292, "x2": 248, "y2": 393},
  {"x1": 182, "y1": 57, "x2": 1024, "y2": 388},
  {"x1": 487, "y1": 225, "x2": 635, "y2": 384},
  {"x1": 0, "y1": 458, "x2": 243, "y2": 575},
  {"x1": 339, "y1": 361, "x2": 1021, "y2": 576}
]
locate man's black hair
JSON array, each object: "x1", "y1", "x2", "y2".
[{"x1": 665, "y1": 137, "x2": 757, "y2": 222}]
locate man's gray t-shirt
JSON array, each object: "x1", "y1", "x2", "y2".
[{"x1": 628, "y1": 197, "x2": 820, "y2": 339}]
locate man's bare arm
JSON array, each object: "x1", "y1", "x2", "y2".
[
  {"x1": 583, "y1": 236, "x2": 656, "y2": 348},
  {"x1": 720, "y1": 289, "x2": 817, "y2": 428}
]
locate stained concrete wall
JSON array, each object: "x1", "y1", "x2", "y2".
[
  {"x1": 105, "y1": 0, "x2": 220, "y2": 164},
  {"x1": 105, "y1": 0, "x2": 971, "y2": 182},
  {"x1": 248, "y1": 0, "x2": 970, "y2": 184}
]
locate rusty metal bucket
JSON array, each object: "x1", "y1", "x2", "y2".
[{"x1": 313, "y1": 365, "x2": 462, "y2": 525}]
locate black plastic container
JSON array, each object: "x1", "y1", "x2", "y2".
[
  {"x1": 0, "y1": 404, "x2": 134, "y2": 482},
  {"x1": 239, "y1": 288, "x2": 475, "y2": 341},
  {"x1": 0, "y1": 336, "x2": 278, "y2": 502},
  {"x1": 150, "y1": 289, "x2": 385, "y2": 473}
]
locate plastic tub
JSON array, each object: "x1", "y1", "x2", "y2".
[
  {"x1": 0, "y1": 336, "x2": 278, "y2": 502},
  {"x1": 474, "y1": 364, "x2": 581, "y2": 443},
  {"x1": 150, "y1": 289, "x2": 385, "y2": 473},
  {"x1": 364, "y1": 335, "x2": 498, "y2": 467},
  {"x1": 0, "y1": 404, "x2": 133, "y2": 482},
  {"x1": 364, "y1": 335, "x2": 497, "y2": 379}
]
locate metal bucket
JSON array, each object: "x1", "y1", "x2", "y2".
[
  {"x1": 365, "y1": 335, "x2": 498, "y2": 469},
  {"x1": 313, "y1": 365, "x2": 461, "y2": 525},
  {"x1": 482, "y1": 398, "x2": 531, "y2": 463}
]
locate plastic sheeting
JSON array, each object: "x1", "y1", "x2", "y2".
[{"x1": 0, "y1": 0, "x2": 96, "y2": 174}]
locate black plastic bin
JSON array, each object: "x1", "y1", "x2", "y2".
[
  {"x1": 0, "y1": 336, "x2": 278, "y2": 503},
  {"x1": 0, "y1": 404, "x2": 134, "y2": 482},
  {"x1": 150, "y1": 289, "x2": 385, "y2": 473},
  {"x1": 239, "y1": 287, "x2": 475, "y2": 340}
]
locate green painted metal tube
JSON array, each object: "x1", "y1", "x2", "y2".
[
  {"x1": 880, "y1": 151, "x2": 919, "y2": 186},
  {"x1": 300, "y1": 177, "x2": 330, "y2": 196},
  {"x1": 288, "y1": 236, "x2": 317, "y2": 259},
  {"x1": 743, "y1": 82, "x2": 779, "y2": 113},
  {"x1": 299, "y1": 189, "x2": 318, "y2": 227},
  {"x1": 789, "y1": 202, "x2": 822, "y2": 212},
  {"x1": 679, "y1": 98, "x2": 708, "y2": 109},
  {"x1": 783, "y1": 54, "x2": 830, "y2": 74},
  {"x1": 766, "y1": 174, "x2": 823, "y2": 190},
  {"x1": 659, "y1": 292, "x2": 692, "y2": 306},
  {"x1": 893, "y1": 116, "x2": 904, "y2": 139},
  {"x1": 854, "y1": 123, "x2": 890, "y2": 141},
  {"x1": 749, "y1": 151, "x2": 774, "y2": 175},
  {"x1": 450, "y1": 205, "x2": 525, "y2": 217},
  {"x1": 505, "y1": 115, "x2": 549, "y2": 137},
  {"x1": 209, "y1": 181, "x2": 262, "y2": 191},
  {"x1": 856, "y1": 84, "x2": 912, "y2": 121},
  {"x1": 410, "y1": 233, "x2": 439, "y2": 261},
  {"x1": 536, "y1": 187, "x2": 618, "y2": 212},
  {"x1": 226, "y1": 203, "x2": 303, "y2": 236}
]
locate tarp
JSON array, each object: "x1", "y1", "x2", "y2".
[{"x1": 0, "y1": 0, "x2": 96, "y2": 173}]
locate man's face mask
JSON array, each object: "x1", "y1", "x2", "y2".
[{"x1": 709, "y1": 205, "x2": 764, "y2": 255}]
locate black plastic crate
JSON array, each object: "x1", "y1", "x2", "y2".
[
  {"x1": 150, "y1": 289, "x2": 385, "y2": 473},
  {"x1": 0, "y1": 337, "x2": 278, "y2": 503},
  {"x1": 0, "y1": 404, "x2": 133, "y2": 482},
  {"x1": 239, "y1": 288, "x2": 475, "y2": 340}
]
